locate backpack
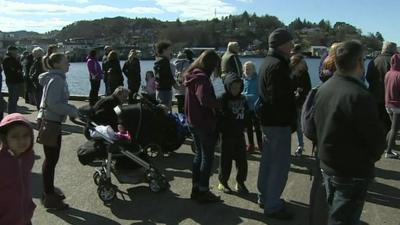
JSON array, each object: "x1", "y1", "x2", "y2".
[{"x1": 301, "y1": 86, "x2": 319, "y2": 142}]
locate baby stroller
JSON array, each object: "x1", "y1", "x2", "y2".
[{"x1": 73, "y1": 117, "x2": 169, "y2": 203}]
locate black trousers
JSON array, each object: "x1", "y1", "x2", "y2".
[
  {"x1": 89, "y1": 79, "x2": 101, "y2": 106},
  {"x1": 219, "y1": 134, "x2": 248, "y2": 184},
  {"x1": 42, "y1": 135, "x2": 62, "y2": 194},
  {"x1": 175, "y1": 95, "x2": 185, "y2": 113},
  {"x1": 246, "y1": 111, "x2": 263, "y2": 146}
]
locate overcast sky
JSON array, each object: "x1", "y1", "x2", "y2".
[{"x1": 0, "y1": 0, "x2": 398, "y2": 44}]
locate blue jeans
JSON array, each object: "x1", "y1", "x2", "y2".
[
  {"x1": 7, "y1": 83, "x2": 23, "y2": 114},
  {"x1": 156, "y1": 90, "x2": 173, "y2": 111},
  {"x1": 296, "y1": 108, "x2": 304, "y2": 148},
  {"x1": 257, "y1": 126, "x2": 291, "y2": 214},
  {"x1": 190, "y1": 126, "x2": 218, "y2": 191},
  {"x1": 322, "y1": 171, "x2": 370, "y2": 225}
]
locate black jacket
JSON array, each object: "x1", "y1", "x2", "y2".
[
  {"x1": 92, "y1": 95, "x2": 121, "y2": 130},
  {"x1": 29, "y1": 57, "x2": 45, "y2": 86},
  {"x1": 104, "y1": 59, "x2": 123, "y2": 88},
  {"x1": 218, "y1": 73, "x2": 248, "y2": 137},
  {"x1": 292, "y1": 69, "x2": 312, "y2": 108},
  {"x1": 154, "y1": 57, "x2": 174, "y2": 90},
  {"x1": 2, "y1": 53, "x2": 24, "y2": 84},
  {"x1": 366, "y1": 52, "x2": 393, "y2": 103},
  {"x1": 122, "y1": 58, "x2": 141, "y2": 84},
  {"x1": 314, "y1": 73, "x2": 385, "y2": 178},
  {"x1": 258, "y1": 49, "x2": 297, "y2": 128}
]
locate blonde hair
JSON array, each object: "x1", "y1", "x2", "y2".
[
  {"x1": 107, "y1": 50, "x2": 118, "y2": 61},
  {"x1": 32, "y1": 47, "x2": 44, "y2": 58},
  {"x1": 243, "y1": 61, "x2": 256, "y2": 74}
]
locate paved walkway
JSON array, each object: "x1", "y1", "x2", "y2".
[{"x1": 11, "y1": 99, "x2": 399, "y2": 225}]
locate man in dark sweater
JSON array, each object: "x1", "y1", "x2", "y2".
[
  {"x1": 256, "y1": 28, "x2": 296, "y2": 220},
  {"x1": 221, "y1": 42, "x2": 242, "y2": 76},
  {"x1": 2, "y1": 46, "x2": 24, "y2": 113},
  {"x1": 315, "y1": 40, "x2": 385, "y2": 225},
  {"x1": 102, "y1": 45, "x2": 112, "y2": 95},
  {"x1": 366, "y1": 42, "x2": 397, "y2": 134},
  {"x1": 154, "y1": 41, "x2": 175, "y2": 111}
]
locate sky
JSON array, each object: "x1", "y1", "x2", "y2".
[{"x1": 0, "y1": 0, "x2": 398, "y2": 44}]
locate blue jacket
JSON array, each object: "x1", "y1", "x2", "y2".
[{"x1": 242, "y1": 73, "x2": 258, "y2": 111}]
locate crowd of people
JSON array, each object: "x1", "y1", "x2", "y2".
[{"x1": 0, "y1": 27, "x2": 398, "y2": 225}]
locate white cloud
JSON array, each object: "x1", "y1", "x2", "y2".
[
  {"x1": 237, "y1": 0, "x2": 253, "y2": 3},
  {"x1": 49, "y1": 0, "x2": 90, "y2": 4},
  {"x1": 0, "y1": 0, "x2": 164, "y2": 15},
  {"x1": 0, "y1": 16, "x2": 72, "y2": 32},
  {"x1": 154, "y1": 0, "x2": 236, "y2": 19}
]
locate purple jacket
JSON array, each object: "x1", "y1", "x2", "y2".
[
  {"x1": 385, "y1": 54, "x2": 400, "y2": 108},
  {"x1": 86, "y1": 56, "x2": 103, "y2": 80},
  {"x1": 184, "y1": 69, "x2": 219, "y2": 131}
]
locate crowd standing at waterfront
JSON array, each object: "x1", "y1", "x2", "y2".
[{"x1": 0, "y1": 27, "x2": 398, "y2": 225}]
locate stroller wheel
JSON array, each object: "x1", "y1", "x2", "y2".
[
  {"x1": 144, "y1": 144, "x2": 162, "y2": 158},
  {"x1": 149, "y1": 179, "x2": 162, "y2": 193},
  {"x1": 97, "y1": 184, "x2": 117, "y2": 203},
  {"x1": 93, "y1": 171, "x2": 101, "y2": 186}
]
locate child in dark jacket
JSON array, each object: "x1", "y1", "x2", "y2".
[
  {"x1": 217, "y1": 73, "x2": 249, "y2": 194},
  {"x1": 0, "y1": 113, "x2": 35, "y2": 225}
]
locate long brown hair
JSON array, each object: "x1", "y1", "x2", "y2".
[{"x1": 185, "y1": 50, "x2": 221, "y2": 77}]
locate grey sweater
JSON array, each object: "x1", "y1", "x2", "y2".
[{"x1": 37, "y1": 69, "x2": 78, "y2": 122}]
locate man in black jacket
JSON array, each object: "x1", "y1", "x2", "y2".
[
  {"x1": 366, "y1": 42, "x2": 397, "y2": 135},
  {"x1": 256, "y1": 28, "x2": 296, "y2": 220},
  {"x1": 102, "y1": 45, "x2": 112, "y2": 96},
  {"x1": 315, "y1": 40, "x2": 385, "y2": 225},
  {"x1": 2, "y1": 46, "x2": 24, "y2": 113},
  {"x1": 154, "y1": 41, "x2": 175, "y2": 111}
]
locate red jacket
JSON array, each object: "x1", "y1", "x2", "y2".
[
  {"x1": 0, "y1": 113, "x2": 35, "y2": 225},
  {"x1": 184, "y1": 69, "x2": 219, "y2": 131},
  {"x1": 385, "y1": 54, "x2": 400, "y2": 108}
]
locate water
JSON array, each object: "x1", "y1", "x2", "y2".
[{"x1": 0, "y1": 57, "x2": 365, "y2": 96}]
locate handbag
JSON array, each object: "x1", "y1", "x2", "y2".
[
  {"x1": 36, "y1": 78, "x2": 62, "y2": 147},
  {"x1": 36, "y1": 119, "x2": 61, "y2": 147}
]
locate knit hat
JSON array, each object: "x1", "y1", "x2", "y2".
[{"x1": 268, "y1": 28, "x2": 293, "y2": 48}]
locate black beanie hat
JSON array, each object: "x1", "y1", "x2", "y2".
[{"x1": 268, "y1": 28, "x2": 293, "y2": 48}]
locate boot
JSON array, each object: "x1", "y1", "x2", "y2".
[{"x1": 41, "y1": 193, "x2": 69, "y2": 210}]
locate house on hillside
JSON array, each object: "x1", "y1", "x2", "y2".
[{"x1": 309, "y1": 45, "x2": 328, "y2": 57}]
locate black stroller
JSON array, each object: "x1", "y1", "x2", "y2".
[{"x1": 73, "y1": 104, "x2": 170, "y2": 203}]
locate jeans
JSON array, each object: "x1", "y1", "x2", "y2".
[
  {"x1": 156, "y1": 90, "x2": 173, "y2": 111},
  {"x1": 246, "y1": 111, "x2": 263, "y2": 146},
  {"x1": 89, "y1": 79, "x2": 101, "y2": 106},
  {"x1": 7, "y1": 83, "x2": 23, "y2": 113},
  {"x1": 219, "y1": 134, "x2": 247, "y2": 184},
  {"x1": 257, "y1": 126, "x2": 291, "y2": 214},
  {"x1": 190, "y1": 126, "x2": 218, "y2": 191},
  {"x1": 386, "y1": 107, "x2": 400, "y2": 154},
  {"x1": 296, "y1": 108, "x2": 304, "y2": 148},
  {"x1": 322, "y1": 171, "x2": 370, "y2": 225}
]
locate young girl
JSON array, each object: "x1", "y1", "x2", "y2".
[
  {"x1": 0, "y1": 113, "x2": 35, "y2": 225},
  {"x1": 242, "y1": 61, "x2": 262, "y2": 153},
  {"x1": 144, "y1": 70, "x2": 156, "y2": 99}
]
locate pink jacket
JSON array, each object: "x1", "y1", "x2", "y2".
[
  {"x1": 0, "y1": 113, "x2": 35, "y2": 225},
  {"x1": 385, "y1": 54, "x2": 400, "y2": 108}
]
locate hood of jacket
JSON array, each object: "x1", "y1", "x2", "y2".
[
  {"x1": 184, "y1": 69, "x2": 210, "y2": 87},
  {"x1": 223, "y1": 72, "x2": 244, "y2": 98},
  {"x1": 86, "y1": 55, "x2": 97, "y2": 61},
  {"x1": 0, "y1": 113, "x2": 34, "y2": 154},
  {"x1": 390, "y1": 54, "x2": 400, "y2": 71},
  {"x1": 38, "y1": 69, "x2": 66, "y2": 86}
]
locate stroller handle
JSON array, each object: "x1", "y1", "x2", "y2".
[{"x1": 70, "y1": 117, "x2": 87, "y2": 127}]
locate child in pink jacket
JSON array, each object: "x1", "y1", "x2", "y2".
[{"x1": 0, "y1": 113, "x2": 35, "y2": 225}]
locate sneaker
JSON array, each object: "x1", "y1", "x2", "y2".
[
  {"x1": 235, "y1": 182, "x2": 249, "y2": 194},
  {"x1": 246, "y1": 144, "x2": 255, "y2": 153},
  {"x1": 294, "y1": 146, "x2": 303, "y2": 157},
  {"x1": 385, "y1": 151, "x2": 400, "y2": 159},
  {"x1": 265, "y1": 207, "x2": 294, "y2": 220},
  {"x1": 41, "y1": 193, "x2": 69, "y2": 210},
  {"x1": 195, "y1": 191, "x2": 222, "y2": 204},
  {"x1": 218, "y1": 183, "x2": 233, "y2": 194}
]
